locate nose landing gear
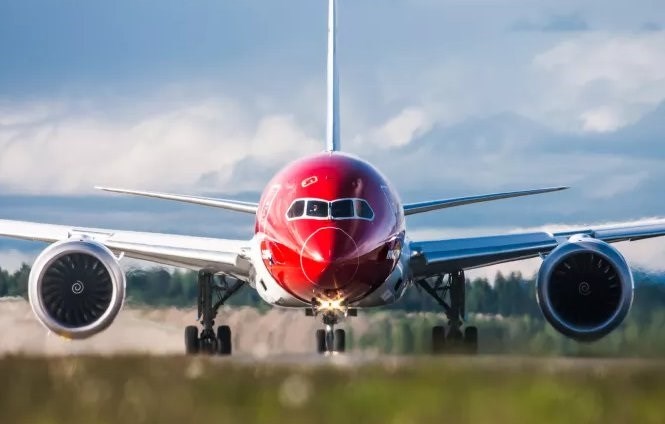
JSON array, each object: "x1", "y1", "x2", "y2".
[
  {"x1": 310, "y1": 302, "x2": 349, "y2": 355},
  {"x1": 319, "y1": 320, "x2": 347, "y2": 354},
  {"x1": 417, "y1": 270, "x2": 478, "y2": 354},
  {"x1": 315, "y1": 313, "x2": 346, "y2": 354}
]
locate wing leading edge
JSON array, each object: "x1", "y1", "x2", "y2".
[
  {"x1": 0, "y1": 219, "x2": 251, "y2": 277},
  {"x1": 403, "y1": 186, "x2": 568, "y2": 216},
  {"x1": 95, "y1": 187, "x2": 259, "y2": 214},
  {"x1": 409, "y1": 219, "x2": 665, "y2": 278}
]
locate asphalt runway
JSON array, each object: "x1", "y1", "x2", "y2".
[
  {"x1": 0, "y1": 297, "x2": 336, "y2": 356},
  {"x1": 4, "y1": 297, "x2": 665, "y2": 373}
]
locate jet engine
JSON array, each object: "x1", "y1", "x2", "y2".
[
  {"x1": 536, "y1": 237, "x2": 633, "y2": 342},
  {"x1": 28, "y1": 239, "x2": 126, "y2": 339}
]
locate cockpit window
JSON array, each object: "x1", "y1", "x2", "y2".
[
  {"x1": 331, "y1": 199, "x2": 354, "y2": 218},
  {"x1": 286, "y1": 200, "x2": 305, "y2": 218},
  {"x1": 286, "y1": 198, "x2": 374, "y2": 221},
  {"x1": 306, "y1": 200, "x2": 329, "y2": 218},
  {"x1": 355, "y1": 199, "x2": 374, "y2": 220}
]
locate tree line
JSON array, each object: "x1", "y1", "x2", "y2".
[{"x1": 2, "y1": 265, "x2": 665, "y2": 318}]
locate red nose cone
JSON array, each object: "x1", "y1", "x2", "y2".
[{"x1": 300, "y1": 227, "x2": 359, "y2": 288}]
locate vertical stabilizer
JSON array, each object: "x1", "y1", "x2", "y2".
[{"x1": 326, "y1": 0, "x2": 341, "y2": 152}]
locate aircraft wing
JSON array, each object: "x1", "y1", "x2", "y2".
[
  {"x1": 0, "y1": 219, "x2": 252, "y2": 277},
  {"x1": 95, "y1": 187, "x2": 259, "y2": 214},
  {"x1": 409, "y1": 219, "x2": 665, "y2": 278},
  {"x1": 403, "y1": 187, "x2": 568, "y2": 216}
]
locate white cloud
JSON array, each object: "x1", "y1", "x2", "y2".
[
  {"x1": 580, "y1": 106, "x2": 623, "y2": 132},
  {"x1": 0, "y1": 99, "x2": 321, "y2": 194},
  {"x1": 534, "y1": 33, "x2": 665, "y2": 89},
  {"x1": 358, "y1": 107, "x2": 431, "y2": 149},
  {"x1": 0, "y1": 101, "x2": 66, "y2": 127},
  {"x1": 586, "y1": 172, "x2": 650, "y2": 200},
  {"x1": 531, "y1": 32, "x2": 665, "y2": 131}
]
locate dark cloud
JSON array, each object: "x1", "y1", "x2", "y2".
[
  {"x1": 510, "y1": 13, "x2": 590, "y2": 32},
  {"x1": 0, "y1": 193, "x2": 255, "y2": 239},
  {"x1": 365, "y1": 100, "x2": 665, "y2": 229},
  {"x1": 641, "y1": 22, "x2": 663, "y2": 32}
]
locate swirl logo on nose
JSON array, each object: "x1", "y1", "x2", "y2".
[
  {"x1": 578, "y1": 281, "x2": 591, "y2": 296},
  {"x1": 71, "y1": 281, "x2": 85, "y2": 295},
  {"x1": 302, "y1": 176, "x2": 318, "y2": 187}
]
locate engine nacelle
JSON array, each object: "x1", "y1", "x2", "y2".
[
  {"x1": 537, "y1": 237, "x2": 633, "y2": 342},
  {"x1": 28, "y1": 239, "x2": 126, "y2": 339}
]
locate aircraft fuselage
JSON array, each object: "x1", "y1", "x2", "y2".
[{"x1": 253, "y1": 152, "x2": 408, "y2": 307}]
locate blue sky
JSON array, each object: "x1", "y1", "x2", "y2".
[{"x1": 1, "y1": 0, "x2": 665, "y2": 274}]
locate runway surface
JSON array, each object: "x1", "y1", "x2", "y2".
[
  {"x1": 1, "y1": 298, "x2": 664, "y2": 365},
  {"x1": 0, "y1": 297, "x2": 348, "y2": 356},
  {"x1": 2, "y1": 296, "x2": 665, "y2": 370}
]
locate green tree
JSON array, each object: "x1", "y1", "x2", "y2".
[
  {"x1": 391, "y1": 318, "x2": 415, "y2": 354},
  {"x1": 7, "y1": 264, "x2": 30, "y2": 298},
  {"x1": 467, "y1": 277, "x2": 497, "y2": 314},
  {"x1": 0, "y1": 267, "x2": 8, "y2": 297}
]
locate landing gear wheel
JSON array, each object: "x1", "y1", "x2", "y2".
[
  {"x1": 316, "y1": 329, "x2": 326, "y2": 354},
  {"x1": 217, "y1": 325, "x2": 232, "y2": 356},
  {"x1": 432, "y1": 325, "x2": 446, "y2": 354},
  {"x1": 185, "y1": 326, "x2": 199, "y2": 355},
  {"x1": 334, "y1": 329, "x2": 346, "y2": 353},
  {"x1": 464, "y1": 326, "x2": 478, "y2": 354}
]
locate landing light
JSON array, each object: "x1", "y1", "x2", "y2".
[{"x1": 317, "y1": 298, "x2": 345, "y2": 312}]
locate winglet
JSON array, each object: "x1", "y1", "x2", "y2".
[{"x1": 326, "y1": 0, "x2": 341, "y2": 152}]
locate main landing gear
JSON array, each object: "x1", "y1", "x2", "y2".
[
  {"x1": 185, "y1": 271, "x2": 243, "y2": 356},
  {"x1": 417, "y1": 270, "x2": 478, "y2": 354}
]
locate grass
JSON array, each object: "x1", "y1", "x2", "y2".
[{"x1": 1, "y1": 355, "x2": 664, "y2": 424}]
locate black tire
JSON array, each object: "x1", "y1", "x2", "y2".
[
  {"x1": 464, "y1": 326, "x2": 478, "y2": 355},
  {"x1": 217, "y1": 325, "x2": 232, "y2": 356},
  {"x1": 334, "y1": 329, "x2": 346, "y2": 353},
  {"x1": 185, "y1": 326, "x2": 199, "y2": 355},
  {"x1": 432, "y1": 326, "x2": 446, "y2": 354},
  {"x1": 316, "y1": 329, "x2": 326, "y2": 354}
]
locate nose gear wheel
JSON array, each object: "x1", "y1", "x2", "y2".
[{"x1": 313, "y1": 310, "x2": 347, "y2": 354}]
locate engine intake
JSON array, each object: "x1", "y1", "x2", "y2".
[
  {"x1": 28, "y1": 240, "x2": 126, "y2": 339},
  {"x1": 537, "y1": 237, "x2": 633, "y2": 342}
]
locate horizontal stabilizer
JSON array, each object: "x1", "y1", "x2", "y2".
[
  {"x1": 95, "y1": 187, "x2": 259, "y2": 214},
  {"x1": 403, "y1": 186, "x2": 568, "y2": 216}
]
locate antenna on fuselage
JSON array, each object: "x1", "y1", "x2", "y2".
[{"x1": 326, "y1": 0, "x2": 341, "y2": 152}]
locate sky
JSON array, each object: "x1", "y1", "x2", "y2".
[{"x1": 1, "y1": 0, "x2": 665, "y2": 276}]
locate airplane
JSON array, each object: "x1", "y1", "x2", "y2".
[{"x1": 1, "y1": 0, "x2": 664, "y2": 355}]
